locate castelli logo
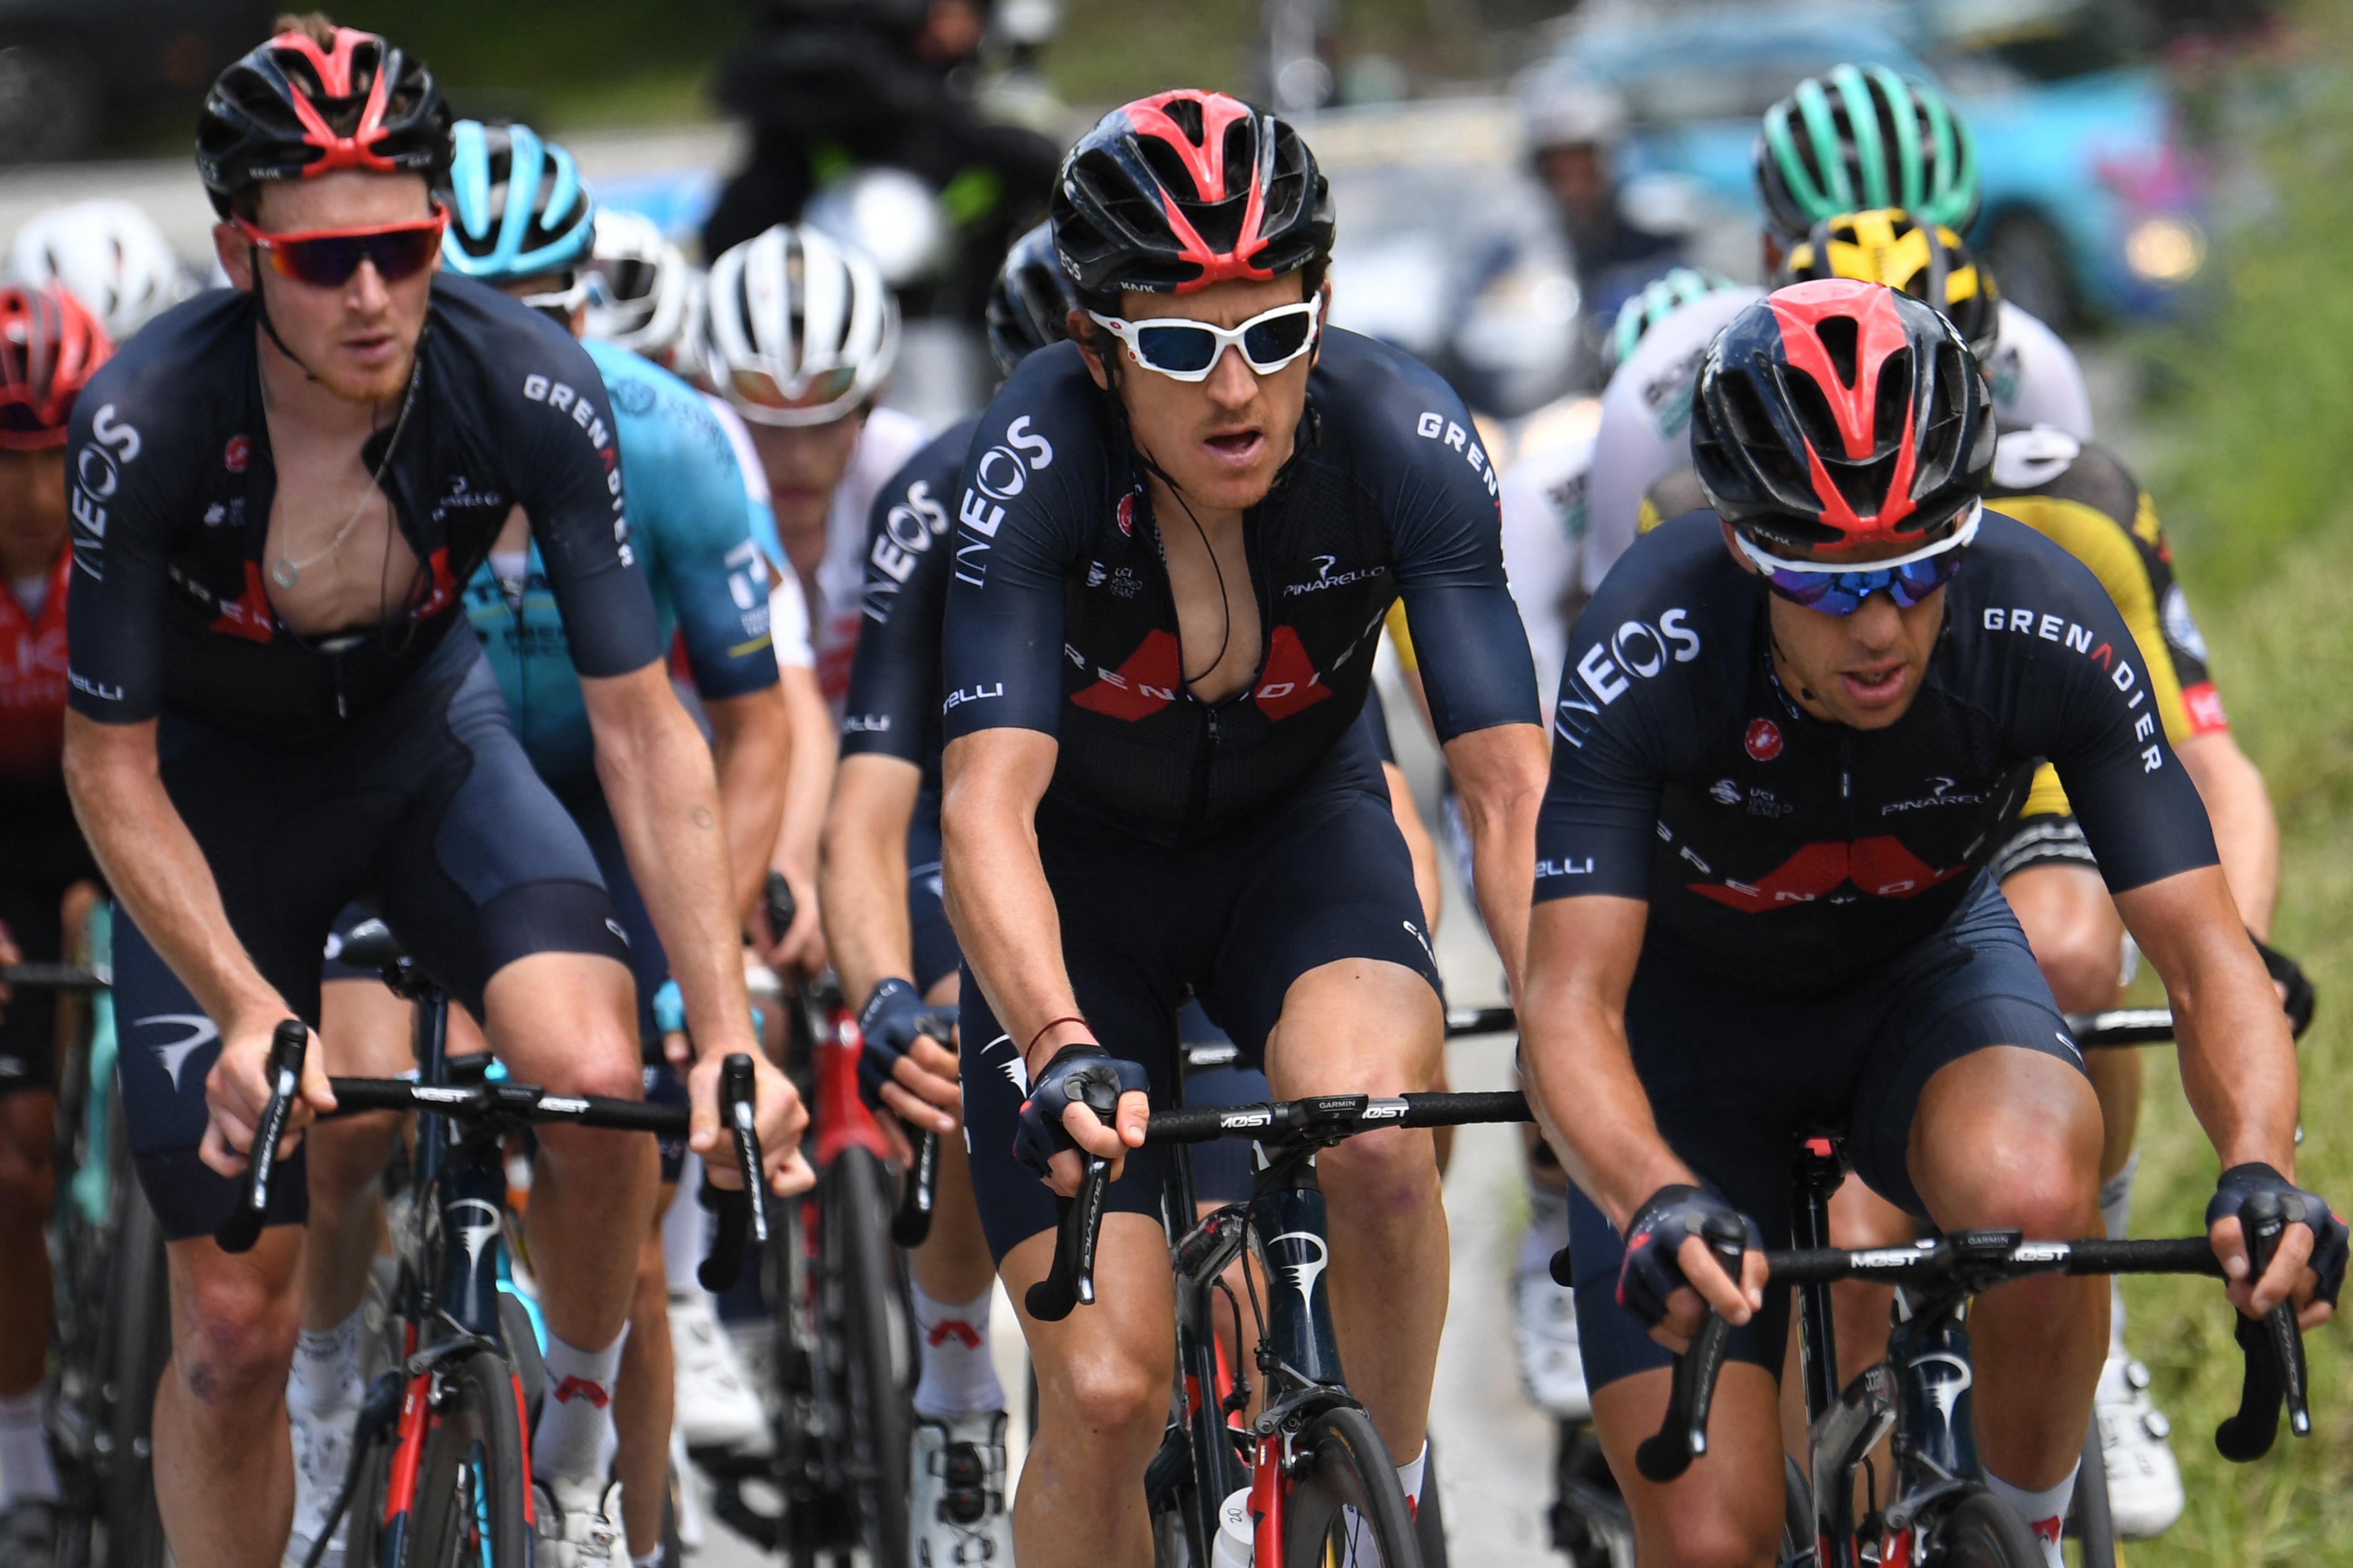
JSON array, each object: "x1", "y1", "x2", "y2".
[
  {"x1": 1744, "y1": 719, "x2": 1782, "y2": 761},
  {"x1": 225, "y1": 435, "x2": 249, "y2": 473},
  {"x1": 1116, "y1": 492, "x2": 1135, "y2": 538}
]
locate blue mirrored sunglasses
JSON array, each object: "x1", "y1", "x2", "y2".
[{"x1": 1732, "y1": 507, "x2": 1980, "y2": 616}]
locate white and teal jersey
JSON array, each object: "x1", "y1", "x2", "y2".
[{"x1": 465, "y1": 338, "x2": 778, "y2": 782}]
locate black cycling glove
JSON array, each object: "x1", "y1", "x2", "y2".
[
  {"x1": 1616, "y1": 1184, "x2": 1763, "y2": 1330},
  {"x1": 855, "y1": 978, "x2": 954, "y2": 1112},
  {"x1": 1013, "y1": 1043, "x2": 1150, "y2": 1181},
  {"x1": 2207, "y1": 1163, "x2": 2349, "y2": 1309}
]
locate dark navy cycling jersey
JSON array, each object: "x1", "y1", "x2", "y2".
[
  {"x1": 1534, "y1": 511, "x2": 2218, "y2": 994},
  {"x1": 842, "y1": 416, "x2": 978, "y2": 789},
  {"x1": 940, "y1": 331, "x2": 1536, "y2": 844},
  {"x1": 64, "y1": 275, "x2": 660, "y2": 740}
]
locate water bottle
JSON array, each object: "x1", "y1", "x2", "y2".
[{"x1": 1210, "y1": 1487, "x2": 1255, "y2": 1567}]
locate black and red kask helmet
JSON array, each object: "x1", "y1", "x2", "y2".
[
  {"x1": 0, "y1": 285, "x2": 112, "y2": 451},
  {"x1": 1691, "y1": 278, "x2": 1991, "y2": 556},
  {"x1": 1052, "y1": 90, "x2": 1334, "y2": 300},
  {"x1": 197, "y1": 25, "x2": 451, "y2": 218}
]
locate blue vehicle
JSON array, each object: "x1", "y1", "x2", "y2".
[{"x1": 1555, "y1": 1, "x2": 2206, "y2": 327}]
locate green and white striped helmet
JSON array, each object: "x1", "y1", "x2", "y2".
[
  {"x1": 1606, "y1": 267, "x2": 1741, "y2": 372},
  {"x1": 1753, "y1": 64, "x2": 1978, "y2": 242}
]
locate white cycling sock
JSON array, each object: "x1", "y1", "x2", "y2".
[
  {"x1": 1395, "y1": 1442, "x2": 1428, "y2": 1515},
  {"x1": 662, "y1": 1151, "x2": 708, "y2": 1296},
  {"x1": 1983, "y1": 1463, "x2": 2075, "y2": 1568},
  {"x1": 0, "y1": 1387, "x2": 58, "y2": 1507},
  {"x1": 1521, "y1": 1169, "x2": 1571, "y2": 1277},
  {"x1": 912, "y1": 1285, "x2": 1005, "y2": 1419},
  {"x1": 535, "y1": 1328, "x2": 628, "y2": 1484},
  {"x1": 2100, "y1": 1153, "x2": 2138, "y2": 1358},
  {"x1": 630, "y1": 1550, "x2": 662, "y2": 1568},
  {"x1": 289, "y1": 1308, "x2": 365, "y2": 1419}
]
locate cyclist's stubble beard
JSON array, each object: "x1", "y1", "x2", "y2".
[
  {"x1": 1763, "y1": 583, "x2": 1946, "y2": 731},
  {"x1": 0, "y1": 449, "x2": 68, "y2": 579},
  {"x1": 223, "y1": 172, "x2": 437, "y2": 408}
]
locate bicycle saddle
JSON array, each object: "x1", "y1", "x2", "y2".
[{"x1": 337, "y1": 918, "x2": 409, "y2": 974}]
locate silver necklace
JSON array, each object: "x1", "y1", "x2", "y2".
[{"x1": 267, "y1": 363, "x2": 420, "y2": 590}]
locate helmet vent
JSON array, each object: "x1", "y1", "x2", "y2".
[
  {"x1": 1815, "y1": 315, "x2": 1861, "y2": 389},
  {"x1": 1162, "y1": 95, "x2": 1206, "y2": 145}
]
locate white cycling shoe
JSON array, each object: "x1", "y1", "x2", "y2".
[
  {"x1": 668, "y1": 1291, "x2": 768, "y2": 1450},
  {"x1": 910, "y1": 1411, "x2": 1015, "y2": 1566},
  {"x1": 533, "y1": 1476, "x2": 625, "y2": 1567},
  {"x1": 1515, "y1": 1248, "x2": 1591, "y2": 1422},
  {"x1": 2095, "y1": 1355, "x2": 2184, "y2": 1539},
  {"x1": 285, "y1": 1399, "x2": 358, "y2": 1568}
]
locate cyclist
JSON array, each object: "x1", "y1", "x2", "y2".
[
  {"x1": 1516, "y1": 67, "x2": 1683, "y2": 361},
  {"x1": 1776, "y1": 206, "x2": 2283, "y2": 1534},
  {"x1": 0, "y1": 282, "x2": 111, "y2": 1564},
  {"x1": 937, "y1": 92, "x2": 1548, "y2": 1565},
  {"x1": 1517, "y1": 278, "x2": 2339, "y2": 1568},
  {"x1": 60, "y1": 22, "x2": 807, "y2": 1568},
  {"x1": 9, "y1": 198, "x2": 200, "y2": 344},
  {"x1": 696, "y1": 223, "x2": 929, "y2": 977}
]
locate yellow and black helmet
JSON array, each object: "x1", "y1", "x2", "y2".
[{"x1": 1779, "y1": 206, "x2": 2000, "y2": 366}]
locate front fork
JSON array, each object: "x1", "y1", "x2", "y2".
[{"x1": 1807, "y1": 1295, "x2": 1978, "y2": 1568}]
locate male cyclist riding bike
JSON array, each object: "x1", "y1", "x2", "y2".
[
  {"x1": 1516, "y1": 278, "x2": 2340, "y2": 1568},
  {"x1": 0, "y1": 282, "x2": 112, "y2": 1566},
  {"x1": 936, "y1": 91, "x2": 1549, "y2": 1566},
  {"x1": 58, "y1": 22, "x2": 806, "y2": 1568}
]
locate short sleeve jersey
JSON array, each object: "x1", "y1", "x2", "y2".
[
  {"x1": 64, "y1": 276, "x2": 661, "y2": 740},
  {"x1": 841, "y1": 417, "x2": 977, "y2": 789},
  {"x1": 1534, "y1": 513, "x2": 2218, "y2": 995},
  {"x1": 1497, "y1": 429, "x2": 1598, "y2": 716},
  {"x1": 464, "y1": 339, "x2": 779, "y2": 783},
  {"x1": 1988, "y1": 301, "x2": 2093, "y2": 440},
  {"x1": 812, "y1": 404, "x2": 931, "y2": 709},
  {"x1": 0, "y1": 551, "x2": 71, "y2": 783},
  {"x1": 940, "y1": 332, "x2": 1539, "y2": 845}
]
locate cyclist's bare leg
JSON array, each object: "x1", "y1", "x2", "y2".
[
  {"x1": 2001, "y1": 863, "x2": 2132, "y2": 1182},
  {"x1": 615, "y1": 1187, "x2": 676, "y2": 1560},
  {"x1": 1907, "y1": 1044, "x2": 2107, "y2": 1487},
  {"x1": 302, "y1": 978, "x2": 412, "y2": 1329},
  {"x1": 999, "y1": 1213, "x2": 1173, "y2": 1568},
  {"x1": 484, "y1": 952, "x2": 657, "y2": 1368},
  {"x1": 908, "y1": 972, "x2": 995, "y2": 1306},
  {"x1": 1262, "y1": 956, "x2": 1446, "y2": 1468},
  {"x1": 1591, "y1": 1363, "x2": 1785, "y2": 1567},
  {"x1": 154, "y1": 1229, "x2": 305, "y2": 1568},
  {"x1": 0, "y1": 1091, "x2": 54, "y2": 1399}
]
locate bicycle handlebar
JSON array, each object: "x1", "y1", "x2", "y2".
[
  {"x1": 215, "y1": 1029, "x2": 772, "y2": 1291},
  {"x1": 0, "y1": 961, "x2": 107, "y2": 990},
  {"x1": 1025, "y1": 1089, "x2": 1534, "y2": 1324}
]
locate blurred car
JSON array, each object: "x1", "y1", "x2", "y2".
[
  {"x1": 1555, "y1": 0, "x2": 2205, "y2": 328},
  {"x1": 0, "y1": 0, "x2": 270, "y2": 161},
  {"x1": 1310, "y1": 97, "x2": 1581, "y2": 419}
]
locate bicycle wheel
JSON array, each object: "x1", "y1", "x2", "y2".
[
  {"x1": 1919, "y1": 1487, "x2": 2044, "y2": 1568},
  {"x1": 832, "y1": 1146, "x2": 913, "y2": 1568},
  {"x1": 103, "y1": 1177, "x2": 172, "y2": 1568},
  {"x1": 2068, "y1": 1414, "x2": 2117, "y2": 1568},
  {"x1": 1278, "y1": 1405, "x2": 1421, "y2": 1567},
  {"x1": 404, "y1": 1350, "x2": 531, "y2": 1568}
]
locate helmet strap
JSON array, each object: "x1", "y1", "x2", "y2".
[{"x1": 250, "y1": 248, "x2": 323, "y2": 384}]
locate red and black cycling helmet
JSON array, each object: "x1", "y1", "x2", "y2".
[
  {"x1": 197, "y1": 24, "x2": 451, "y2": 218},
  {"x1": 0, "y1": 285, "x2": 112, "y2": 451},
  {"x1": 1051, "y1": 90, "x2": 1334, "y2": 301},
  {"x1": 1691, "y1": 278, "x2": 1991, "y2": 556}
]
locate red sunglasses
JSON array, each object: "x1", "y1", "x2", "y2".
[{"x1": 233, "y1": 203, "x2": 449, "y2": 289}]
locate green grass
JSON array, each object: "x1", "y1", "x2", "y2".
[{"x1": 2114, "y1": 14, "x2": 2353, "y2": 1557}]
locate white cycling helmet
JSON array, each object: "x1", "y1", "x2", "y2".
[
  {"x1": 700, "y1": 224, "x2": 899, "y2": 427},
  {"x1": 1518, "y1": 68, "x2": 1629, "y2": 153},
  {"x1": 10, "y1": 198, "x2": 197, "y2": 342},
  {"x1": 583, "y1": 207, "x2": 693, "y2": 361}
]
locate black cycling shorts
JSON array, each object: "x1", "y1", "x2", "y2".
[
  {"x1": 0, "y1": 786, "x2": 103, "y2": 1097},
  {"x1": 114, "y1": 631, "x2": 629, "y2": 1242},
  {"x1": 959, "y1": 741, "x2": 1439, "y2": 1262},
  {"x1": 1988, "y1": 812, "x2": 2099, "y2": 884},
  {"x1": 907, "y1": 790, "x2": 959, "y2": 997},
  {"x1": 1565, "y1": 872, "x2": 2084, "y2": 1393}
]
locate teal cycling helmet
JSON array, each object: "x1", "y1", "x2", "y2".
[
  {"x1": 439, "y1": 120, "x2": 595, "y2": 286},
  {"x1": 1606, "y1": 267, "x2": 1741, "y2": 371},
  {"x1": 1753, "y1": 64, "x2": 1978, "y2": 242}
]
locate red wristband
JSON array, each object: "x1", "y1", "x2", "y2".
[{"x1": 1027, "y1": 1015, "x2": 1089, "y2": 1056}]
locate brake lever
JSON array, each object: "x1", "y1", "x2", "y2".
[
  {"x1": 1022, "y1": 1078, "x2": 1121, "y2": 1322},
  {"x1": 2215, "y1": 1189, "x2": 2310, "y2": 1460},
  {"x1": 891, "y1": 1012, "x2": 952, "y2": 1247},
  {"x1": 216, "y1": 1019, "x2": 309, "y2": 1255},
  {"x1": 1634, "y1": 1213, "x2": 1748, "y2": 1482},
  {"x1": 697, "y1": 1053, "x2": 770, "y2": 1293}
]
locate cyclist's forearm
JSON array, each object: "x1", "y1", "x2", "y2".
[
  {"x1": 2177, "y1": 731, "x2": 2280, "y2": 939},
  {"x1": 587, "y1": 672, "x2": 756, "y2": 1054},
  {"x1": 706, "y1": 686, "x2": 791, "y2": 929},
  {"x1": 941, "y1": 733, "x2": 1079, "y2": 1074},
  {"x1": 819, "y1": 758, "x2": 922, "y2": 1004},
  {"x1": 1445, "y1": 724, "x2": 1548, "y2": 997},
  {"x1": 60, "y1": 713, "x2": 282, "y2": 1027},
  {"x1": 772, "y1": 666, "x2": 835, "y2": 886},
  {"x1": 1382, "y1": 761, "x2": 1443, "y2": 932}
]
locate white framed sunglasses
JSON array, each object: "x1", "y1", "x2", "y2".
[{"x1": 1087, "y1": 295, "x2": 1323, "y2": 383}]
